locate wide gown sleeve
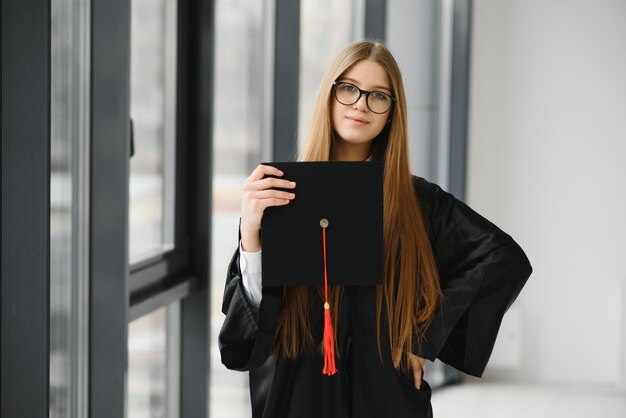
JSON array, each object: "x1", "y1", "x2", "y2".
[
  {"x1": 218, "y1": 225, "x2": 282, "y2": 371},
  {"x1": 413, "y1": 177, "x2": 533, "y2": 377}
]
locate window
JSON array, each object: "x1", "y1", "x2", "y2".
[
  {"x1": 50, "y1": 0, "x2": 90, "y2": 416},
  {"x1": 128, "y1": 303, "x2": 180, "y2": 418},
  {"x1": 298, "y1": 0, "x2": 362, "y2": 150},
  {"x1": 210, "y1": 0, "x2": 266, "y2": 415},
  {"x1": 129, "y1": 0, "x2": 178, "y2": 265},
  {"x1": 128, "y1": 307, "x2": 167, "y2": 418},
  {"x1": 127, "y1": 0, "x2": 182, "y2": 417}
]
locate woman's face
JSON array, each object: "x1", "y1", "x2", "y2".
[{"x1": 331, "y1": 59, "x2": 392, "y2": 154}]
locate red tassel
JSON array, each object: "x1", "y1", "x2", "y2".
[
  {"x1": 322, "y1": 302, "x2": 337, "y2": 375},
  {"x1": 320, "y1": 221, "x2": 337, "y2": 376}
]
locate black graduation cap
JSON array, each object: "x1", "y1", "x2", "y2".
[{"x1": 260, "y1": 161, "x2": 384, "y2": 288}]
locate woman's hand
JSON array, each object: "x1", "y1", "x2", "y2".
[
  {"x1": 394, "y1": 350, "x2": 426, "y2": 390},
  {"x1": 240, "y1": 164, "x2": 296, "y2": 252}
]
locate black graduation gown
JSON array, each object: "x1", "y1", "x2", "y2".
[{"x1": 218, "y1": 175, "x2": 533, "y2": 418}]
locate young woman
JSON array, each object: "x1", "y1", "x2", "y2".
[{"x1": 219, "y1": 41, "x2": 532, "y2": 418}]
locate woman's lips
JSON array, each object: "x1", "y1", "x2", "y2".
[{"x1": 345, "y1": 115, "x2": 369, "y2": 125}]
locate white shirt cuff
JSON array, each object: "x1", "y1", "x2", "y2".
[{"x1": 239, "y1": 240, "x2": 263, "y2": 308}]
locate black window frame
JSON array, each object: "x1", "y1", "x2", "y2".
[
  {"x1": 127, "y1": 0, "x2": 193, "y2": 313},
  {"x1": 90, "y1": 0, "x2": 214, "y2": 417}
]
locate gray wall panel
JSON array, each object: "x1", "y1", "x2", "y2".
[{"x1": 1, "y1": 0, "x2": 51, "y2": 416}]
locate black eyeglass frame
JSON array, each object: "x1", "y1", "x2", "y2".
[{"x1": 332, "y1": 80, "x2": 396, "y2": 114}]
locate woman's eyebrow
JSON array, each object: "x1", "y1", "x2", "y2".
[{"x1": 340, "y1": 77, "x2": 392, "y2": 93}]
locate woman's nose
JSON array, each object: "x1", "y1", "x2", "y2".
[{"x1": 352, "y1": 93, "x2": 368, "y2": 111}]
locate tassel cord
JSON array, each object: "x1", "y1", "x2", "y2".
[{"x1": 321, "y1": 225, "x2": 337, "y2": 375}]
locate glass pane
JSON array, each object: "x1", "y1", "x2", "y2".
[
  {"x1": 210, "y1": 0, "x2": 265, "y2": 416},
  {"x1": 129, "y1": 0, "x2": 177, "y2": 264},
  {"x1": 128, "y1": 307, "x2": 167, "y2": 418},
  {"x1": 50, "y1": 0, "x2": 90, "y2": 416},
  {"x1": 298, "y1": 0, "x2": 357, "y2": 151}
]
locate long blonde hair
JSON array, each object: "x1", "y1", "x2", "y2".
[{"x1": 275, "y1": 40, "x2": 442, "y2": 371}]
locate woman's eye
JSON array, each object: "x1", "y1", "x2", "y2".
[
  {"x1": 341, "y1": 84, "x2": 356, "y2": 92},
  {"x1": 372, "y1": 92, "x2": 389, "y2": 102}
]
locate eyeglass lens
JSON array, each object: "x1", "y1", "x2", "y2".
[{"x1": 334, "y1": 82, "x2": 393, "y2": 114}]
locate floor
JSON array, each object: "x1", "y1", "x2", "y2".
[
  {"x1": 210, "y1": 374, "x2": 626, "y2": 418},
  {"x1": 432, "y1": 377, "x2": 626, "y2": 418}
]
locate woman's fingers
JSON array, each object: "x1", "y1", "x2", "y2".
[
  {"x1": 244, "y1": 184, "x2": 296, "y2": 212},
  {"x1": 241, "y1": 164, "x2": 296, "y2": 232},
  {"x1": 245, "y1": 176, "x2": 296, "y2": 192},
  {"x1": 407, "y1": 353, "x2": 426, "y2": 390},
  {"x1": 251, "y1": 189, "x2": 296, "y2": 201},
  {"x1": 256, "y1": 198, "x2": 291, "y2": 208},
  {"x1": 392, "y1": 349, "x2": 401, "y2": 369},
  {"x1": 393, "y1": 351, "x2": 427, "y2": 390},
  {"x1": 249, "y1": 196, "x2": 292, "y2": 211},
  {"x1": 246, "y1": 164, "x2": 284, "y2": 182},
  {"x1": 412, "y1": 365, "x2": 422, "y2": 390}
]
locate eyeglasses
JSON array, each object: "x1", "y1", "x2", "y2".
[{"x1": 333, "y1": 81, "x2": 396, "y2": 114}]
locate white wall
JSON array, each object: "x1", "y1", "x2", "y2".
[
  {"x1": 468, "y1": 0, "x2": 626, "y2": 387},
  {"x1": 621, "y1": 285, "x2": 626, "y2": 390}
]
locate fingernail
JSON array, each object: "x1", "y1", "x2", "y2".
[
  {"x1": 290, "y1": 181, "x2": 296, "y2": 186},
  {"x1": 289, "y1": 193, "x2": 295, "y2": 198}
]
